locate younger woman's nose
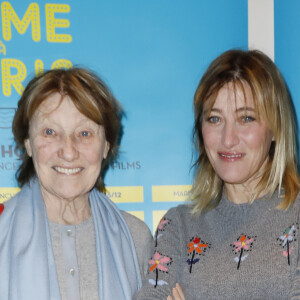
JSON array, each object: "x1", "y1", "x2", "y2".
[{"x1": 221, "y1": 122, "x2": 239, "y2": 148}]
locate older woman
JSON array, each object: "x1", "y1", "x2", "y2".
[
  {"x1": 0, "y1": 68, "x2": 153, "y2": 300},
  {"x1": 135, "y1": 49, "x2": 300, "y2": 299}
]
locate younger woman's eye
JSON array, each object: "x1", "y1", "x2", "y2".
[
  {"x1": 207, "y1": 116, "x2": 220, "y2": 123},
  {"x1": 241, "y1": 116, "x2": 256, "y2": 123},
  {"x1": 45, "y1": 128, "x2": 54, "y2": 136}
]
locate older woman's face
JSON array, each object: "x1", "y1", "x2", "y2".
[
  {"x1": 201, "y1": 83, "x2": 273, "y2": 189},
  {"x1": 25, "y1": 93, "x2": 109, "y2": 202}
]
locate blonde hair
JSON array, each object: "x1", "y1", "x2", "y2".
[{"x1": 191, "y1": 49, "x2": 300, "y2": 214}]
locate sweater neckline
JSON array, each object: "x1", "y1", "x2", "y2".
[
  {"x1": 214, "y1": 190, "x2": 282, "y2": 220},
  {"x1": 48, "y1": 216, "x2": 93, "y2": 230}
]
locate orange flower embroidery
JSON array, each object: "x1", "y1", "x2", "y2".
[
  {"x1": 187, "y1": 236, "x2": 210, "y2": 273},
  {"x1": 188, "y1": 236, "x2": 208, "y2": 254}
]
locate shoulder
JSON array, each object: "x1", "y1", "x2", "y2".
[
  {"x1": 276, "y1": 190, "x2": 300, "y2": 214},
  {"x1": 162, "y1": 203, "x2": 195, "y2": 225},
  {"x1": 167, "y1": 203, "x2": 192, "y2": 215},
  {"x1": 121, "y1": 211, "x2": 152, "y2": 237},
  {"x1": 121, "y1": 211, "x2": 154, "y2": 277},
  {"x1": 154, "y1": 204, "x2": 203, "y2": 249},
  {"x1": 294, "y1": 191, "x2": 300, "y2": 203},
  {"x1": 121, "y1": 211, "x2": 153, "y2": 250}
]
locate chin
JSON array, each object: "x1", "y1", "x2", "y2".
[
  {"x1": 219, "y1": 173, "x2": 248, "y2": 185},
  {"x1": 55, "y1": 188, "x2": 87, "y2": 200}
]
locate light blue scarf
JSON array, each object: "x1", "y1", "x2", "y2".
[{"x1": 0, "y1": 178, "x2": 142, "y2": 299}]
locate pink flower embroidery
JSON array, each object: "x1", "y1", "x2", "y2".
[
  {"x1": 155, "y1": 217, "x2": 170, "y2": 246},
  {"x1": 157, "y1": 218, "x2": 169, "y2": 230},
  {"x1": 278, "y1": 224, "x2": 298, "y2": 265},
  {"x1": 149, "y1": 252, "x2": 171, "y2": 272},
  {"x1": 233, "y1": 235, "x2": 254, "y2": 252},
  {"x1": 231, "y1": 234, "x2": 255, "y2": 270},
  {"x1": 148, "y1": 251, "x2": 172, "y2": 288}
]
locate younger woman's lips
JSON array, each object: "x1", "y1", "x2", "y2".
[{"x1": 218, "y1": 152, "x2": 245, "y2": 162}]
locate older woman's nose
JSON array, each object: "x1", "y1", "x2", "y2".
[
  {"x1": 57, "y1": 135, "x2": 79, "y2": 161},
  {"x1": 222, "y1": 122, "x2": 239, "y2": 148}
]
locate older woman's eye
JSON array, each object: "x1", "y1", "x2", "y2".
[
  {"x1": 45, "y1": 128, "x2": 54, "y2": 135},
  {"x1": 80, "y1": 131, "x2": 90, "y2": 137},
  {"x1": 207, "y1": 116, "x2": 220, "y2": 123}
]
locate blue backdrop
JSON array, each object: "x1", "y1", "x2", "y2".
[
  {"x1": 275, "y1": 0, "x2": 300, "y2": 129},
  {"x1": 0, "y1": 0, "x2": 249, "y2": 231}
]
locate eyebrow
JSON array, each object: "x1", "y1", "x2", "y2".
[{"x1": 208, "y1": 107, "x2": 256, "y2": 113}]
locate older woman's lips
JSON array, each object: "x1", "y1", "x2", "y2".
[
  {"x1": 53, "y1": 166, "x2": 83, "y2": 175},
  {"x1": 218, "y1": 152, "x2": 245, "y2": 162}
]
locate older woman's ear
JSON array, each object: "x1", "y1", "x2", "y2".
[
  {"x1": 24, "y1": 139, "x2": 33, "y2": 157},
  {"x1": 103, "y1": 141, "x2": 110, "y2": 160}
]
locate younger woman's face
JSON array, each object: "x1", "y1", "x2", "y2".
[{"x1": 201, "y1": 83, "x2": 273, "y2": 190}]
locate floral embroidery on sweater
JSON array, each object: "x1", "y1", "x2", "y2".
[
  {"x1": 187, "y1": 236, "x2": 210, "y2": 273},
  {"x1": 148, "y1": 251, "x2": 172, "y2": 288},
  {"x1": 155, "y1": 217, "x2": 170, "y2": 247},
  {"x1": 278, "y1": 224, "x2": 298, "y2": 265},
  {"x1": 231, "y1": 234, "x2": 256, "y2": 270}
]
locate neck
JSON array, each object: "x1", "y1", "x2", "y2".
[
  {"x1": 224, "y1": 183, "x2": 268, "y2": 204},
  {"x1": 225, "y1": 184, "x2": 251, "y2": 204},
  {"x1": 42, "y1": 192, "x2": 91, "y2": 225}
]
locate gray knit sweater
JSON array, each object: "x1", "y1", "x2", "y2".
[{"x1": 135, "y1": 191, "x2": 300, "y2": 299}]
